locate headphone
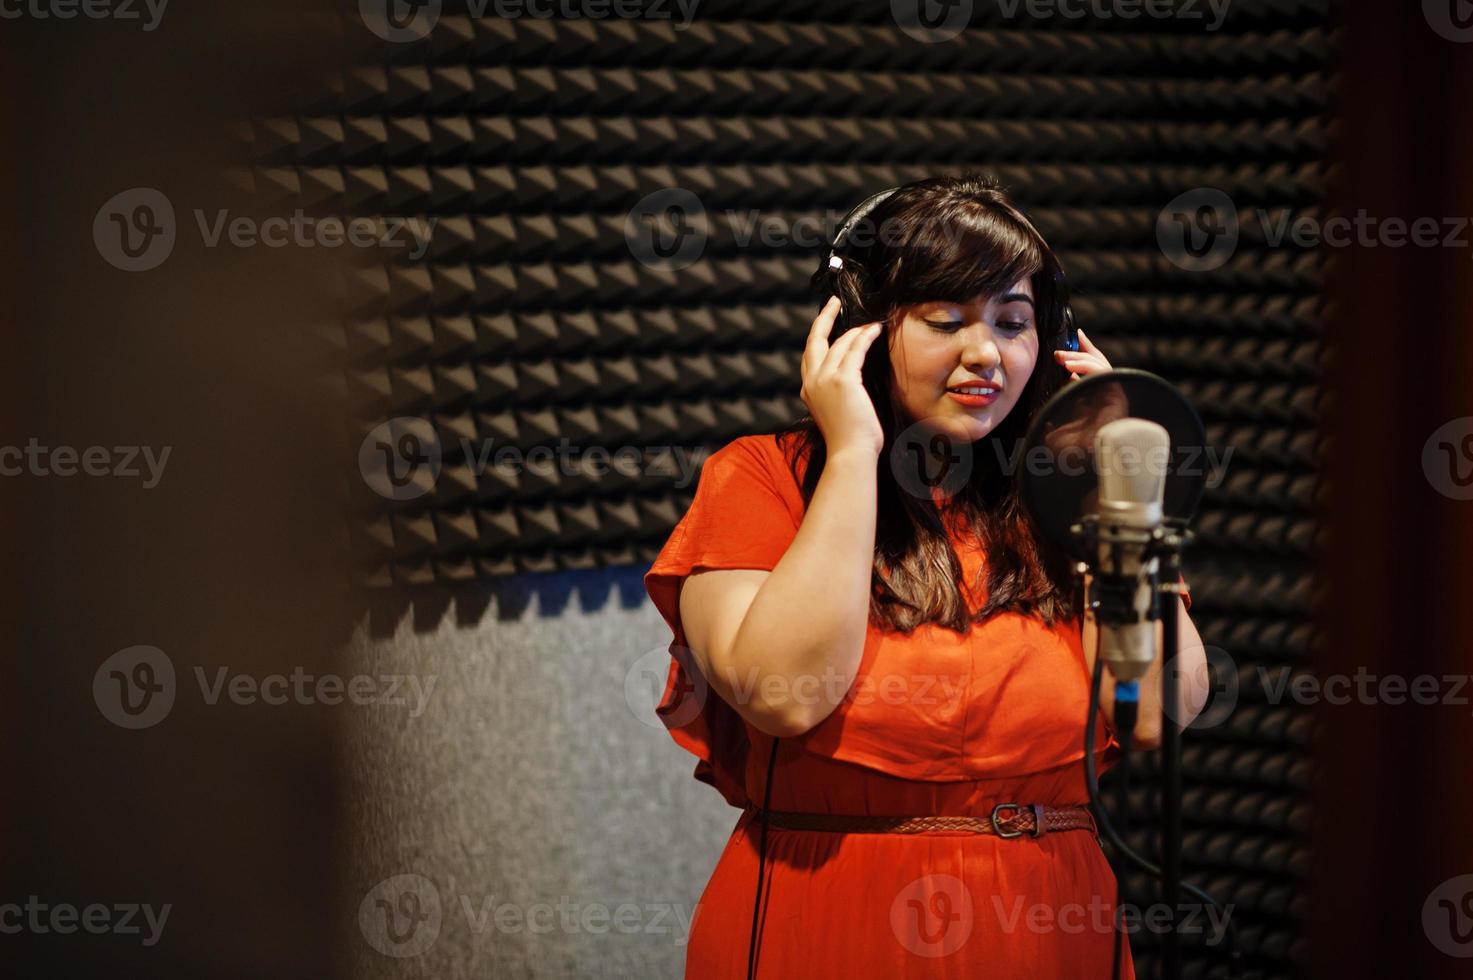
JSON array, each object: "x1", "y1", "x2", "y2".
[{"x1": 814, "y1": 184, "x2": 1079, "y2": 351}]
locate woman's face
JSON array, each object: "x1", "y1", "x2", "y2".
[{"x1": 886, "y1": 279, "x2": 1040, "y2": 445}]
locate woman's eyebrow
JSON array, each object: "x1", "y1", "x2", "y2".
[{"x1": 996, "y1": 292, "x2": 1035, "y2": 308}]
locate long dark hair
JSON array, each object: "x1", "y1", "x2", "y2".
[{"x1": 776, "y1": 172, "x2": 1079, "y2": 634}]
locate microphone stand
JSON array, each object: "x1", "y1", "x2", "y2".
[
  {"x1": 1159, "y1": 531, "x2": 1184, "y2": 980},
  {"x1": 1075, "y1": 518, "x2": 1232, "y2": 980}
]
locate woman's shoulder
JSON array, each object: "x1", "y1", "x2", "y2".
[
  {"x1": 706, "y1": 431, "x2": 804, "y2": 488},
  {"x1": 688, "y1": 431, "x2": 808, "y2": 530},
  {"x1": 716, "y1": 430, "x2": 798, "y2": 465}
]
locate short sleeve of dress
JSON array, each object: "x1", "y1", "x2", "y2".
[{"x1": 643, "y1": 434, "x2": 803, "y2": 808}]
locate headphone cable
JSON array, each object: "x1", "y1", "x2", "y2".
[{"x1": 746, "y1": 735, "x2": 781, "y2": 980}]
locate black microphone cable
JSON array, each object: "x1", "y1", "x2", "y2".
[
  {"x1": 1084, "y1": 650, "x2": 1243, "y2": 979},
  {"x1": 746, "y1": 736, "x2": 780, "y2": 980},
  {"x1": 1110, "y1": 681, "x2": 1139, "y2": 980}
]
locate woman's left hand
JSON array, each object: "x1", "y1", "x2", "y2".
[{"x1": 1053, "y1": 327, "x2": 1112, "y2": 381}]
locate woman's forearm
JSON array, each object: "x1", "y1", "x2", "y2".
[
  {"x1": 1084, "y1": 576, "x2": 1208, "y2": 747},
  {"x1": 1132, "y1": 595, "x2": 1208, "y2": 745},
  {"x1": 718, "y1": 448, "x2": 878, "y2": 735}
]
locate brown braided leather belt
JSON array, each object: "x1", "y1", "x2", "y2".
[{"x1": 753, "y1": 803, "x2": 1099, "y2": 840}]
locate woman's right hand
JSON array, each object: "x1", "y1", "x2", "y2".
[{"x1": 800, "y1": 295, "x2": 886, "y2": 460}]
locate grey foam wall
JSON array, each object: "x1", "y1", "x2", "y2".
[{"x1": 343, "y1": 569, "x2": 732, "y2": 979}]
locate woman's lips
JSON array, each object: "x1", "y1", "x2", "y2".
[{"x1": 947, "y1": 390, "x2": 999, "y2": 407}]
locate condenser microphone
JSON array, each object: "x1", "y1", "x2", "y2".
[{"x1": 1091, "y1": 418, "x2": 1171, "y2": 684}]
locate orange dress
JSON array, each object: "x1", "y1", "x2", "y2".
[{"x1": 645, "y1": 433, "x2": 1192, "y2": 979}]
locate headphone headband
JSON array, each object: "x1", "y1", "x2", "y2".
[
  {"x1": 824, "y1": 185, "x2": 903, "y2": 271},
  {"x1": 816, "y1": 182, "x2": 1078, "y2": 351}
]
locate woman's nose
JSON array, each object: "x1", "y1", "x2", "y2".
[{"x1": 960, "y1": 326, "x2": 1001, "y2": 370}]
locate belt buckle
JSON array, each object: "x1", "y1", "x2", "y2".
[{"x1": 990, "y1": 802, "x2": 1042, "y2": 839}]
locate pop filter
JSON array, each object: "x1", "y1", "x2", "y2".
[{"x1": 1018, "y1": 368, "x2": 1212, "y2": 562}]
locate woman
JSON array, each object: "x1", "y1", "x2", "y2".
[{"x1": 644, "y1": 173, "x2": 1208, "y2": 978}]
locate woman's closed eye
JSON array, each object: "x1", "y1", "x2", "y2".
[{"x1": 925, "y1": 319, "x2": 1031, "y2": 333}]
